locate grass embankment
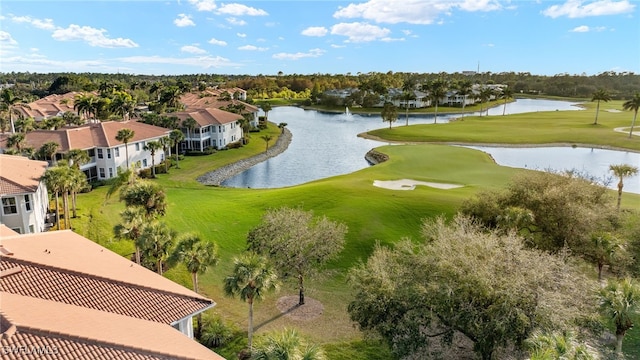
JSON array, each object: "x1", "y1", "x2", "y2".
[
  {"x1": 72, "y1": 103, "x2": 640, "y2": 358},
  {"x1": 368, "y1": 100, "x2": 640, "y2": 152}
]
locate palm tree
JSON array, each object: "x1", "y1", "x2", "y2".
[
  {"x1": 260, "y1": 135, "x2": 273, "y2": 151},
  {"x1": 622, "y1": 92, "x2": 640, "y2": 138},
  {"x1": 115, "y1": 128, "x2": 135, "y2": 170},
  {"x1": 110, "y1": 91, "x2": 136, "y2": 121},
  {"x1": 599, "y1": 278, "x2": 640, "y2": 355},
  {"x1": 169, "y1": 129, "x2": 185, "y2": 168},
  {"x1": 158, "y1": 136, "x2": 172, "y2": 173},
  {"x1": 426, "y1": 79, "x2": 447, "y2": 124},
  {"x1": 251, "y1": 328, "x2": 327, "y2": 360},
  {"x1": 15, "y1": 117, "x2": 36, "y2": 133},
  {"x1": 143, "y1": 140, "x2": 163, "y2": 178},
  {"x1": 74, "y1": 93, "x2": 99, "y2": 122},
  {"x1": 6, "y1": 133, "x2": 26, "y2": 152},
  {"x1": 66, "y1": 148, "x2": 90, "y2": 169},
  {"x1": 119, "y1": 180, "x2": 167, "y2": 218},
  {"x1": 1, "y1": 88, "x2": 31, "y2": 134},
  {"x1": 182, "y1": 117, "x2": 197, "y2": 150},
  {"x1": 224, "y1": 252, "x2": 279, "y2": 350},
  {"x1": 68, "y1": 165, "x2": 88, "y2": 219},
  {"x1": 138, "y1": 221, "x2": 176, "y2": 275},
  {"x1": 588, "y1": 232, "x2": 621, "y2": 281},
  {"x1": 478, "y1": 87, "x2": 494, "y2": 117},
  {"x1": 609, "y1": 163, "x2": 639, "y2": 211},
  {"x1": 114, "y1": 207, "x2": 148, "y2": 264},
  {"x1": 526, "y1": 330, "x2": 595, "y2": 360},
  {"x1": 170, "y1": 233, "x2": 219, "y2": 338},
  {"x1": 159, "y1": 85, "x2": 183, "y2": 109},
  {"x1": 591, "y1": 89, "x2": 611, "y2": 125},
  {"x1": 42, "y1": 167, "x2": 63, "y2": 230},
  {"x1": 38, "y1": 141, "x2": 59, "y2": 165},
  {"x1": 456, "y1": 80, "x2": 473, "y2": 118},
  {"x1": 501, "y1": 87, "x2": 513, "y2": 116}
]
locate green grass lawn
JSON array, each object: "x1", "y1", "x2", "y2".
[{"x1": 71, "y1": 105, "x2": 640, "y2": 359}]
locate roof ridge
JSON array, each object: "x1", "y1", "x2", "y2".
[{"x1": 0, "y1": 255, "x2": 212, "y2": 304}]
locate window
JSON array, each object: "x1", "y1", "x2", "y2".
[
  {"x1": 142, "y1": 159, "x2": 148, "y2": 167},
  {"x1": 29, "y1": 225, "x2": 35, "y2": 233},
  {"x1": 135, "y1": 143, "x2": 140, "y2": 151},
  {"x1": 99, "y1": 168, "x2": 105, "y2": 178},
  {"x1": 2, "y1": 197, "x2": 18, "y2": 215},
  {"x1": 97, "y1": 148, "x2": 103, "y2": 159},
  {"x1": 88, "y1": 149, "x2": 95, "y2": 157},
  {"x1": 24, "y1": 195, "x2": 31, "y2": 212},
  {"x1": 11, "y1": 228, "x2": 21, "y2": 234},
  {"x1": 108, "y1": 168, "x2": 114, "y2": 178},
  {"x1": 107, "y1": 149, "x2": 112, "y2": 159},
  {"x1": 114, "y1": 148, "x2": 120, "y2": 157}
]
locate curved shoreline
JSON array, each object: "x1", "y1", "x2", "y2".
[
  {"x1": 357, "y1": 132, "x2": 640, "y2": 154},
  {"x1": 197, "y1": 127, "x2": 293, "y2": 186}
]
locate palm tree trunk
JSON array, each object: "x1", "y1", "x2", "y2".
[
  {"x1": 248, "y1": 298, "x2": 254, "y2": 349},
  {"x1": 125, "y1": 145, "x2": 130, "y2": 170},
  {"x1": 434, "y1": 104, "x2": 438, "y2": 124},
  {"x1": 629, "y1": 112, "x2": 637, "y2": 138},
  {"x1": 72, "y1": 191, "x2": 78, "y2": 218},
  {"x1": 617, "y1": 180, "x2": 623, "y2": 211},
  {"x1": 616, "y1": 331, "x2": 624, "y2": 355},
  {"x1": 192, "y1": 272, "x2": 203, "y2": 339},
  {"x1": 157, "y1": 259, "x2": 163, "y2": 275},
  {"x1": 135, "y1": 246, "x2": 141, "y2": 265},
  {"x1": 62, "y1": 191, "x2": 70, "y2": 229},
  {"x1": 594, "y1": 101, "x2": 600, "y2": 125},
  {"x1": 54, "y1": 192, "x2": 61, "y2": 230}
]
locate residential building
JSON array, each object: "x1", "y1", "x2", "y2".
[
  {"x1": 172, "y1": 108, "x2": 244, "y2": 152},
  {"x1": 0, "y1": 121, "x2": 170, "y2": 182},
  {"x1": 0, "y1": 226, "x2": 224, "y2": 359},
  {"x1": 180, "y1": 90, "x2": 259, "y2": 127},
  {"x1": 0, "y1": 155, "x2": 49, "y2": 234},
  {"x1": 16, "y1": 92, "x2": 83, "y2": 122}
]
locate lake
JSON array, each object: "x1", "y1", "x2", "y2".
[{"x1": 222, "y1": 99, "x2": 640, "y2": 194}]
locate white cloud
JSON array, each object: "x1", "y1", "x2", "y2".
[
  {"x1": 330, "y1": 22, "x2": 391, "y2": 43},
  {"x1": 189, "y1": 0, "x2": 217, "y2": 12},
  {"x1": 226, "y1": 17, "x2": 247, "y2": 26},
  {"x1": 181, "y1": 45, "x2": 207, "y2": 54},
  {"x1": 238, "y1": 45, "x2": 268, "y2": 51},
  {"x1": 119, "y1": 55, "x2": 238, "y2": 69},
  {"x1": 542, "y1": 0, "x2": 635, "y2": 18},
  {"x1": 52, "y1": 24, "x2": 138, "y2": 48},
  {"x1": 334, "y1": 0, "x2": 502, "y2": 25},
  {"x1": 10, "y1": 15, "x2": 56, "y2": 30},
  {"x1": 331, "y1": 44, "x2": 346, "y2": 48},
  {"x1": 174, "y1": 14, "x2": 196, "y2": 27},
  {"x1": 0, "y1": 31, "x2": 18, "y2": 46},
  {"x1": 216, "y1": 3, "x2": 268, "y2": 16},
  {"x1": 302, "y1": 27, "x2": 329, "y2": 37},
  {"x1": 208, "y1": 37, "x2": 228, "y2": 46},
  {"x1": 237, "y1": 33, "x2": 247, "y2": 38},
  {"x1": 272, "y1": 48, "x2": 326, "y2": 61},
  {"x1": 571, "y1": 25, "x2": 590, "y2": 32}
]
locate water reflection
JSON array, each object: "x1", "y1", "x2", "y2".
[{"x1": 221, "y1": 99, "x2": 638, "y2": 194}]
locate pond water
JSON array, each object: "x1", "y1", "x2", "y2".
[{"x1": 222, "y1": 99, "x2": 640, "y2": 194}]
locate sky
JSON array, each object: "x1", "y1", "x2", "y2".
[{"x1": 0, "y1": 0, "x2": 638, "y2": 76}]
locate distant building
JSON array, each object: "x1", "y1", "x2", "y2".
[
  {"x1": 0, "y1": 226, "x2": 224, "y2": 359},
  {"x1": 173, "y1": 108, "x2": 245, "y2": 152},
  {"x1": 0, "y1": 155, "x2": 49, "y2": 234}
]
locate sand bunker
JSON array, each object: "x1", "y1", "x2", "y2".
[{"x1": 373, "y1": 179, "x2": 463, "y2": 191}]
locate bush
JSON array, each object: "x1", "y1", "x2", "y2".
[
  {"x1": 226, "y1": 141, "x2": 243, "y2": 149},
  {"x1": 198, "y1": 313, "x2": 237, "y2": 349}
]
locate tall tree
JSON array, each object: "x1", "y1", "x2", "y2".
[
  {"x1": 599, "y1": 278, "x2": 640, "y2": 355},
  {"x1": 6, "y1": 133, "x2": 26, "y2": 152},
  {"x1": 169, "y1": 129, "x2": 185, "y2": 168},
  {"x1": 158, "y1": 136, "x2": 171, "y2": 173},
  {"x1": 65, "y1": 148, "x2": 90, "y2": 169},
  {"x1": 224, "y1": 252, "x2": 279, "y2": 350},
  {"x1": 381, "y1": 101, "x2": 398, "y2": 129},
  {"x1": 115, "y1": 128, "x2": 135, "y2": 170},
  {"x1": 138, "y1": 221, "x2": 176, "y2": 275},
  {"x1": 38, "y1": 141, "x2": 59, "y2": 165},
  {"x1": 143, "y1": 140, "x2": 163, "y2": 178},
  {"x1": 73, "y1": 93, "x2": 99, "y2": 122},
  {"x1": 42, "y1": 167, "x2": 63, "y2": 230},
  {"x1": 247, "y1": 207, "x2": 346, "y2": 306},
  {"x1": 182, "y1": 117, "x2": 197, "y2": 151},
  {"x1": 609, "y1": 163, "x2": 639, "y2": 211},
  {"x1": 501, "y1": 86, "x2": 513, "y2": 116},
  {"x1": 456, "y1": 80, "x2": 473, "y2": 118},
  {"x1": 260, "y1": 134, "x2": 273, "y2": 151},
  {"x1": 114, "y1": 206, "x2": 148, "y2": 264},
  {"x1": 478, "y1": 87, "x2": 494, "y2": 117},
  {"x1": 119, "y1": 180, "x2": 167, "y2": 218},
  {"x1": 260, "y1": 102, "x2": 272, "y2": 122},
  {"x1": 622, "y1": 92, "x2": 640, "y2": 138},
  {"x1": 591, "y1": 89, "x2": 611, "y2": 125},
  {"x1": 170, "y1": 233, "x2": 219, "y2": 338},
  {"x1": 426, "y1": 79, "x2": 447, "y2": 124},
  {"x1": 0, "y1": 88, "x2": 31, "y2": 134}
]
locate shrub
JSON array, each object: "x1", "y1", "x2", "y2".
[{"x1": 198, "y1": 313, "x2": 237, "y2": 349}]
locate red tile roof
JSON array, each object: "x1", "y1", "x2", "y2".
[
  {"x1": 17, "y1": 92, "x2": 82, "y2": 120},
  {"x1": 173, "y1": 108, "x2": 243, "y2": 128},
  {"x1": 0, "y1": 293, "x2": 224, "y2": 359},
  {"x1": 0, "y1": 155, "x2": 48, "y2": 195}
]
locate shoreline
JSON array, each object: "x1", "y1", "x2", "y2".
[{"x1": 197, "y1": 127, "x2": 293, "y2": 186}]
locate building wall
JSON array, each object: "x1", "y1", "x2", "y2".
[{"x1": 0, "y1": 183, "x2": 48, "y2": 234}]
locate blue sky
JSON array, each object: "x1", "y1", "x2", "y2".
[{"x1": 0, "y1": 0, "x2": 638, "y2": 76}]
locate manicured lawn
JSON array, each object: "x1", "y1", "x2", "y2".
[{"x1": 71, "y1": 104, "x2": 640, "y2": 359}]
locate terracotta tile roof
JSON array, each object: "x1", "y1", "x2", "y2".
[
  {"x1": 0, "y1": 225, "x2": 19, "y2": 237},
  {"x1": 0, "y1": 155, "x2": 48, "y2": 195},
  {"x1": 180, "y1": 92, "x2": 258, "y2": 113},
  {"x1": 1, "y1": 121, "x2": 170, "y2": 153},
  {"x1": 0, "y1": 293, "x2": 224, "y2": 359},
  {"x1": 18, "y1": 92, "x2": 82, "y2": 120},
  {"x1": 173, "y1": 108, "x2": 243, "y2": 128},
  {"x1": 0, "y1": 231, "x2": 214, "y2": 324}
]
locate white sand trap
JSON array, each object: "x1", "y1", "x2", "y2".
[
  {"x1": 373, "y1": 179, "x2": 463, "y2": 191},
  {"x1": 606, "y1": 109, "x2": 622, "y2": 113}
]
